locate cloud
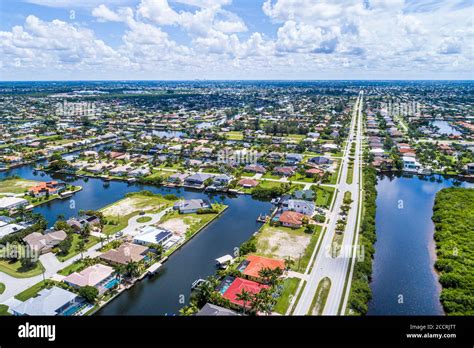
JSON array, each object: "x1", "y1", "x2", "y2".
[{"x1": 438, "y1": 37, "x2": 463, "y2": 54}]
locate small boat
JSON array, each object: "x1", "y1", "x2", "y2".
[
  {"x1": 191, "y1": 278, "x2": 206, "y2": 290},
  {"x1": 215, "y1": 254, "x2": 234, "y2": 269}
]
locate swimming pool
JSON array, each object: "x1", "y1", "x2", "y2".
[
  {"x1": 62, "y1": 303, "x2": 84, "y2": 316},
  {"x1": 104, "y1": 278, "x2": 119, "y2": 289}
]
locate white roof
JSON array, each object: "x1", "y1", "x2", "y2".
[
  {"x1": 0, "y1": 197, "x2": 28, "y2": 209},
  {"x1": 0, "y1": 223, "x2": 25, "y2": 238},
  {"x1": 11, "y1": 286, "x2": 78, "y2": 316},
  {"x1": 216, "y1": 254, "x2": 233, "y2": 264}
]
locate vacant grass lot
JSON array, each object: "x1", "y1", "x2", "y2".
[
  {"x1": 0, "y1": 177, "x2": 39, "y2": 194},
  {"x1": 255, "y1": 224, "x2": 322, "y2": 272},
  {"x1": 274, "y1": 277, "x2": 301, "y2": 314},
  {"x1": 101, "y1": 192, "x2": 175, "y2": 235}
]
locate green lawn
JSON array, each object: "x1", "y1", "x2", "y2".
[
  {"x1": 297, "y1": 225, "x2": 323, "y2": 272},
  {"x1": 289, "y1": 172, "x2": 316, "y2": 183},
  {"x1": 58, "y1": 259, "x2": 89, "y2": 276},
  {"x1": 274, "y1": 277, "x2": 301, "y2": 314},
  {"x1": 160, "y1": 204, "x2": 227, "y2": 243},
  {"x1": 15, "y1": 280, "x2": 49, "y2": 301},
  {"x1": 136, "y1": 216, "x2": 152, "y2": 223},
  {"x1": 315, "y1": 186, "x2": 335, "y2": 208},
  {"x1": 222, "y1": 131, "x2": 243, "y2": 140},
  {"x1": 101, "y1": 192, "x2": 175, "y2": 235},
  {"x1": 0, "y1": 282, "x2": 5, "y2": 294},
  {"x1": 0, "y1": 259, "x2": 44, "y2": 278},
  {"x1": 258, "y1": 180, "x2": 304, "y2": 193},
  {"x1": 308, "y1": 277, "x2": 331, "y2": 315},
  {"x1": 57, "y1": 234, "x2": 100, "y2": 262},
  {"x1": 0, "y1": 177, "x2": 39, "y2": 194},
  {"x1": 346, "y1": 163, "x2": 354, "y2": 185},
  {"x1": 0, "y1": 304, "x2": 11, "y2": 316}
]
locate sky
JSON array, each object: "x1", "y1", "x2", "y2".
[{"x1": 0, "y1": 0, "x2": 473, "y2": 81}]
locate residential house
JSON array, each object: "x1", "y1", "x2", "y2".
[
  {"x1": 286, "y1": 199, "x2": 315, "y2": 216},
  {"x1": 63, "y1": 264, "x2": 116, "y2": 294},
  {"x1": 293, "y1": 189, "x2": 315, "y2": 201},
  {"x1": 219, "y1": 276, "x2": 269, "y2": 309},
  {"x1": 173, "y1": 199, "x2": 211, "y2": 214},
  {"x1": 99, "y1": 242, "x2": 149, "y2": 266},
  {"x1": 10, "y1": 286, "x2": 81, "y2": 316},
  {"x1": 133, "y1": 226, "x2": 173, "y2": 247},
  {"x1": 28, "y1": 181, "x2": 63, "y2": 198},
  {"x1": 195, "y1": 303, "x2": 239, "y2": 316},
  {"x1": 279, "y1": 211, "x2": 306, "y2": 228},
  {"x1": 184, "y1": 173, "x2": 212, "y2": 187},
  {"x1": 237, "y1": 255, "x2": 285, "y2": 281},
  {"x1": 0, "y1": 197, "x2": 28, "y2": 210},
  {"x1": 273, "y1": 166, "x2": 295, "y2": 177},
  {"x1": 23, "y1": 230, "x2": 67, "y2": 255},
  {"x1": 238, "y1": 178, "x2": 259, "y2": 188}
]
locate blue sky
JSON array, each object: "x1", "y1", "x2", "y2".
[{"x1": 0, "y1": 0, "x2": 472, "y2": 80}]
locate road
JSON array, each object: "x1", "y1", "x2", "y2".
[{"x1": 293, "y1": 91, "x2": 364, "y2": 315}]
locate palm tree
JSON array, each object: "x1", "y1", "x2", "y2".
[
  {"x1": 236, "y1": 289, "x2": 252, "y2": 314},
  {"x1": 284, "y1": 257, "x2": 295, "y2": 271},
  {"x1": 77, "y1": 238, "x2": 86, "y2": 260},
  {"x1": 125, "y1": 261, "x2": 141, "y2": 279}
]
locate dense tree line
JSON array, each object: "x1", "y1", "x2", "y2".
[
  {"x1": 432, "y1": 188, "x2": 474, "y2": 315},
  {"x1": 347, "y1": 167, "x2": 378, "y2": 315}
]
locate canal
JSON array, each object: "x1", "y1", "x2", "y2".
[
  {"x1": 0, "y1": 160, "x2": 271, "y2": 315},
  {"x1": 368, "y1": 173, "x2": 472, "y2": 315}
]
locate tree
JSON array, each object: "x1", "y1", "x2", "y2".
[
  {"x1": 236, "y1": 289, "x2": 252, "y2": 314},
  {"x1": 78, "y1": 285, "x2": 99, "y2": 303},
  {"x1": 58, "y1": 236, "x2": 72, "y2": 255},
  {"x1": 284, "y1": 257, "x2": 295, "y2": 271},
  {"x1": 77, "y1": 238, "x2": 87, "y2": 260}
]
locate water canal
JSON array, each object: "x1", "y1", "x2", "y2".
[
  {"x1": 368, "y1": 173, "x2": 472, "y2": 315},
  {"x1": 2, "y1": 158, "x2": 472, "y2": 315},
  {"x1": 0, "y1": 159, "x2": 271, "y2": 315}
]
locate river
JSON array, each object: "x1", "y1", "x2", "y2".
[{"x1": 368, "y1": 173, "x2": 472, "y2": 315}]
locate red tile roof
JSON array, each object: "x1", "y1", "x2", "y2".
[
  {"x1": 279, "y1": 211, "x2": 305, "y2": 226},
  {"x1": 238, "y1": 178, "x2": 259, "y2": 187},
  {"x1": 222, "y1": 277, "x2": 269, "y2": 308},
  {"x1": 241, "y1": 255, "x2": 285, "y2": 278}
]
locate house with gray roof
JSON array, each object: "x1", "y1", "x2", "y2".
[{"x1": 10, "y1": 286, "x2": 81, "y2": 316}]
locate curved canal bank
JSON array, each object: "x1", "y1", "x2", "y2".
[
  {"x1": 0, "y1": 162, "x2": 272, "y2": 315},
  {"x1": 368, "y1": 173, "x2": 472, "y2": 315}
]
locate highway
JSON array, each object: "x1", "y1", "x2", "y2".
[{"x1": 293, "y1": 91, "x2": 364, "y2": 315}]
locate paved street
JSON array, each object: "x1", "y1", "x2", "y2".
[{"x1": 293, "y1": 91, "x2": 364, "y2": 315}]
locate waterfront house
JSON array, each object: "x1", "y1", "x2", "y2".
[
  {"x1": 129, "y1": 167, "x2": 150, "y2": 177},
  {"x1": 195, "y1": 303, "x2": 239, "y2": 316},
  {"x1": 237, "y1": 255, "x2": 285, "y2": 281},
  {"x1": 213, "y1": 174, "x2": 232, "y2": 187},
  {"x1": 173, "y1": 199, "x2": 211, "y2": 214},
  {"x1": 238, "y1": 178, "x2": 259, "y2": 188},
  {"x1": 133, "y1": 226, "x2": 173, "y2": 247},
  {"x1": 63, "y1": 264, "x2": 116, "y2": 294},
  {"x1": 0, "y1": 197, "x2": 28, "y2": 211},
  {"x1": 167, "y1": 173, "x2": 189, "y2": 184},
  {"x1": 99, "y1": 242, "x2": 149, "y2": 265},
  {"x1": 278, "y1": 211, "x2": 306, "y2": 228},
  {"x1": 10, "y1": 286, "x2": 81, "y2": 316},
  {"x1": 67, "y1": 215, "x2": 100, "y2": 232},
  {"x1": 28, "y1": 181, "x2": 63, "y2": 198},
  {"x1": 465, "y1": 163, "x2": 474, "y2": 175},
  {"x1": 402, "y1": 156, "x2": 421, "y2": 172},
  {"x1": 285, "y1": 199, "x2": 315, "y2": 216},
  {"x1": 218, "y1": 276, "x2": 269, "y2": 310},
  {"x1": 23, "y1": 230, "x2": 67, "y2": 255},
  {"x1": 184, "y1": 173, "x2": 212, "y2": 186}
]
